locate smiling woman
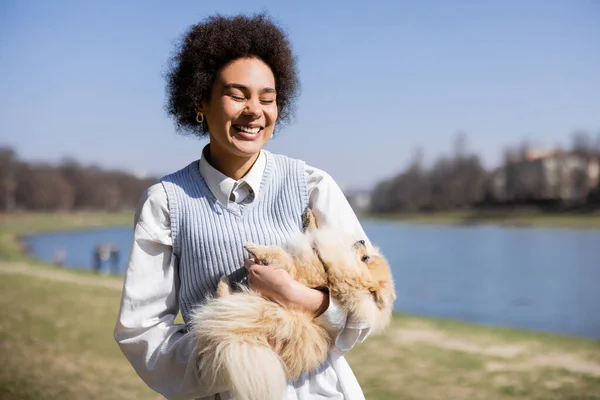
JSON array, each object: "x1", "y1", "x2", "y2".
[
  {"x1": 200, "y1": 58, "x2": 279, "y2": 178},
  {"x1": 114, "y1": 12, "x2": 374, "y2": 400}
]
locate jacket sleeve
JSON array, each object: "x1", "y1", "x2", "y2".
[
  {"x1": 114, "y1": 184, "x2": 228, "y2": 399},
  {"x1": 306, "y1": 167, "x2": 373, "y2": 354}
]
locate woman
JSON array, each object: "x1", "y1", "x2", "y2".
[{"x1": 114, "y1": 13, "x2": 372, "y2": 400}]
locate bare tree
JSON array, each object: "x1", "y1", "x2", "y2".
[
  {"x1": 0, "y1": 147, "x2": 17, "y2": 211},
  {"x1": 14, "y1": 163, "x2": 75, "y2": 210},
  {"x1": 453, "y1": 131, "x2": 468, "y2": 160},
  {"x1": 571, "y1": 130, "x2": 595, "y2": 156}
]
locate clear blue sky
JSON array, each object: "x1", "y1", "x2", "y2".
[{"x1": 1, "y1": 1, "x2": 599, "y2": 189}]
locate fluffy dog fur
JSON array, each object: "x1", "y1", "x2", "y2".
[{"x1": 190, "y1": 209, "x2": 396, "y2": 400}]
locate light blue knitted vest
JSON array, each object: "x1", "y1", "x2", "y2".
[{"x1": 161, "y1": 151, "x2": 309, "y2": 324}]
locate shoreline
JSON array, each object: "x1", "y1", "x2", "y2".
[
  {"x1": 363, "y1": 210, "x2": 600, "y2": 229},
  {"x1": 0, "y1": 211, "x2": 133, "y2": 264},
  {"x1": 3, "y1": 211, "x2": 600, "y2": 336},
  {"x1": 2, "y1": 212, "x2": 599, "y2": 336}
]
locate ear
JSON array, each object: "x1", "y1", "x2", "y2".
[
  {"x1": 197, "y1": 100, "x2": 210, "y2": 114},
  {"x1": 369, "y1": 281, "x2": 389, "y2": 310}
]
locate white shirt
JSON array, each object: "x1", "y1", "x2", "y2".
[{"x1": 114, "y1": 149, "x2": 372, "y2": 400}]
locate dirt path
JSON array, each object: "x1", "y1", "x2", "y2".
[
  {"x1": 393, "y1": 326, "x2": 600, "y2": 377},
  {"x1": 0, "y1": 261, "x2": 123, "y2": 290}
]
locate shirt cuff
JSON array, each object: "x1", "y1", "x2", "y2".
[
  {"x1": 335, "y1": 311, "x2": 372, "y2": 351},
  {"x1": 314, "y1": 291, "x2": 347, "y2": 332}
]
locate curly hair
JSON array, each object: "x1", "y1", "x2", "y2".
[{"x1": 165, "y1": 13, "x2": 300, "y2": 137}]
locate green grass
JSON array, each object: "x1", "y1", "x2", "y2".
[
  {"x1": 366, "y1": 210, "x2": 600, "y2": 229},
  {"x1": 347, "y1": 314, "x2": 600, "y2": 400},
  {"x1": 0, "y1": 270, "x2": 163, "y2": 400},
  {"x1": 0, "y1": 266, "x2": 598, "y2": 400}
]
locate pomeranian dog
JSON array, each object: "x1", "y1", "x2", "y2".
[{"x1": 190, "y1": 209, "x2": 396, "y2": 400}]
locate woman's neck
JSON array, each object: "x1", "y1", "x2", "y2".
[{"x1": 206, "y1": 146, "x2": 260, "y2": 181}]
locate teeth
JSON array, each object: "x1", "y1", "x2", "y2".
[{"x1": 237, "y1": 126, "x2": 261, "y2": 134}]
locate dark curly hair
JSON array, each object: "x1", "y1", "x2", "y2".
[{"x1": 165, "y1": 13, "x2": 300, "y2": 137}]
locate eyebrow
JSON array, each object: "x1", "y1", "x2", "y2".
[{"x1": 223, "y1": 83, "x2": 276, "y2": 94}]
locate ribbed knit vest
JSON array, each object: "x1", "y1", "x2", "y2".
[{"x1": 161, "y1": 151, "x2": 309, "y2": 324}]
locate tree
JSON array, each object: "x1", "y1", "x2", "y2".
[
  {"x1": 0, "y1": 147, "x2": 18, "y2": 211},
  {"x1": 453, "y1": 131, "x2": 468, "y2": 160},
  {"x1": 571, "y1": 130, "x2": 595, "y2": 156},
  {"x1": 14, "y1": 163, "x2": 75, "y2": 210}
]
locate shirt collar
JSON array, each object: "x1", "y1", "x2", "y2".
[{"x1": 198, "y1": 145, "x2": 266, "y2": 206}]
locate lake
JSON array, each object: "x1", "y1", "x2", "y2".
[{"x1": 22, "y1": 220, "x2": 600, "y2": 339}]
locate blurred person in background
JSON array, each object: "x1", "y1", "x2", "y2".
[
  {"x1": 93, "y1": 244, "x2": 111, "y2": 274},
  {"x1": 53, "y1": 247, "x2": 66, "y2": 267},
  {"x1": 109, "y1": 245, "x2": 120, "y2": 275}
]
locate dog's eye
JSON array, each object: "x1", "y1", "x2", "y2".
[
  {"x1": 361, "y1": 255, "x2": 370, "y2": 263},
  {"x1": 353, "y1": 240, "x2": 366, "y2": 250}
]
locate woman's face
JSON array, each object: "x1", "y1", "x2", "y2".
[{"x1": 201, "y1": 57, "x2": 278, "y2": 163}]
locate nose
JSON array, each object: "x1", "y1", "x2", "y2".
[{"x1": 243, "y1": 96, "x2": 261, "y2": 117}]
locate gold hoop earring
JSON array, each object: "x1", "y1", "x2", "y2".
[{"x1": 196, "y1": 112, "x2": 204, "y2": 124}]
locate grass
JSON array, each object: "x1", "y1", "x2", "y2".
[
  {"x1": 0, "y1": 267, "x2": 162, "y2": 400},
  {"x1": 0, "y1": 266, "x2": 598, "y2": 400},
  {"x1": 348, "y1": 315, "x2": 600, "y2": 400},
  {"x1": 1, "y1": 211, "x2": 599, "y2": 399},
  {"x1": 366, "y1": 209, "x2": 600, "y2": 229}
]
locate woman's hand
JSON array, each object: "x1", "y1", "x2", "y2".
[
  {"x1": 243, "y1": 258, "x2": 294, "y2": 303},
  {"x1": 244, "y1": 258, "x2": 329, "y2": 317}
]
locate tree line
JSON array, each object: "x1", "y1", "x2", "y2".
[
  {"x1": 0, "y1": 147, "x2": 158, "y2": 211},
  {"x1": 370, "y1": 131, "x2": 600, "y2": 214},
  {"x1": 2, "y1": 130, "x2": 600, "y2": 213}
]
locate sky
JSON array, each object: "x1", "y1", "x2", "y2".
[{"x1": 1, "y1": 1, "x2": 599, "y2": 190}]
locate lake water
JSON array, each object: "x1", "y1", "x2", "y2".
[{"x1": 22, "y1": 220, "x2": 600, "y2": 339}]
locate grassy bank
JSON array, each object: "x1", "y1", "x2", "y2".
[
  {"x1": 1, "y1": 212, "x2": 599, "y2": 399},
  {"x1": 0, "y1": 261, "x2": 599, "y2": 400},
  {"x1": 366, "y1": 210, "x2": 600, "y2": 229}
]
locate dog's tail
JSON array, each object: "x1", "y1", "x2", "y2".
[
  {"x1": 219, "y1": 338, "x2": 286, "y2": 400},
  {"x1": 191, "y1": 292, "x2": 288, "y2": 400}
]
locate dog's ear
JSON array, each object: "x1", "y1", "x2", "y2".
[{"x1": 370, "y1": 281, "x2": 390, "y2": 310}]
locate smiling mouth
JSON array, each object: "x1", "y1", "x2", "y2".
[{"x1": 233, "y1": 125, "x2": 263, "y2": 134}]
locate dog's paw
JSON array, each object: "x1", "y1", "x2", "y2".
[
  {"x1": 216, "y1": 276, "x2": 232, "y2": 297},
  {"x1": 244, "y1": 243, "x2": 258, "y2": 257},
  {"x1": 244, "y1": 243, "x2": 270, "y2": 264}
]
